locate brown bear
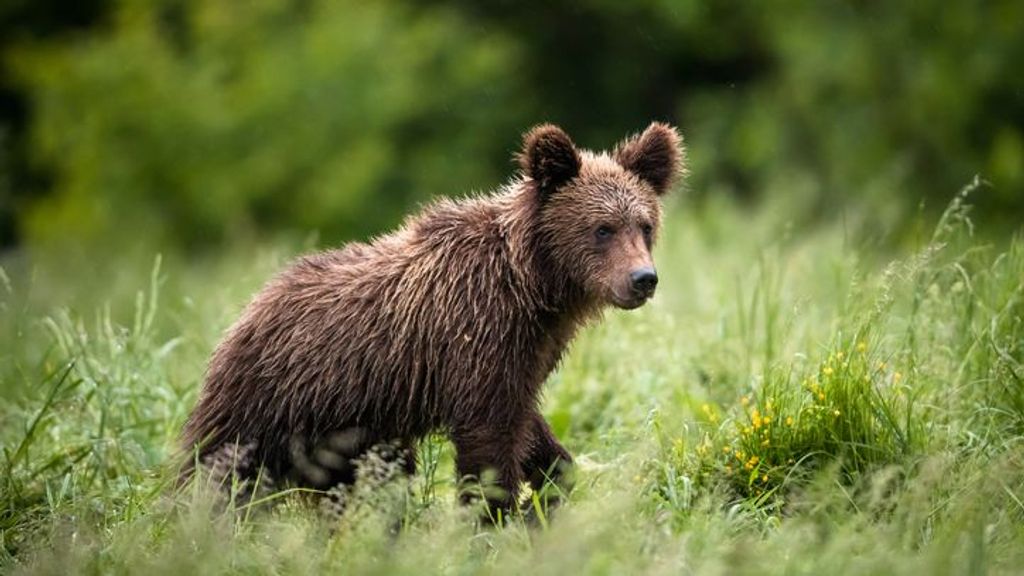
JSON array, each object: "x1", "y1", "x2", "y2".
[{"x1": 179, "y1": 122, "x2": 685, "y2": 517}]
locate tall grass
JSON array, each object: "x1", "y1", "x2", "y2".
[{"x1": 1, "y1": 188, "x2": 1022, "y2": 574}]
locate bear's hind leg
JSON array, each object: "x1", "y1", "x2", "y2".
[{"x1": 315, "y1": 433, "x2": 418, "y2": 528}]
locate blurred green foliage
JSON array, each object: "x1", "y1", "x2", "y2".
[
  {"x1": 5, "y1": 0, "x2": 526, "y2": 249},
  {"x1": 1, "y1": 0, "x2": 1022, "y2": 252}
]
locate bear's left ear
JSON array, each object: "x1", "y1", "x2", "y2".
[
  {"x1": 613, "y1": 122, "x2": 684, "y2": 196},
  {"x1": 518, "y1": 124, "x2": 581, "y2": 197}
]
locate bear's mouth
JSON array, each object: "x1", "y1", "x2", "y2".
[{"x1": 610, "y1": 293, "x2": 651, "y2": 310}]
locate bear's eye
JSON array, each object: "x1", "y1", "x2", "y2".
[
  {"x1": 595, "y1": 225, "x2": 615, "y2": 240},
  {"x1": 641, "y1": 223, "x2": 654, "y2": 238}
]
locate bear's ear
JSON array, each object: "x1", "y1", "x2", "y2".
[
  {"x1": 518, "y1": 124, "x2": 581, "y2": 196},
  {"x1": 613, "y1": 122, "x2": 684, "y2": 195}
]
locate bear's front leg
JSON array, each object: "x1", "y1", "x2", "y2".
[
  {"x1": 452, "y1": 422, "x2": 527, "y2": 524},
  {"x1": 522, "y1": 411, "x2": 574, "y2": 503}
]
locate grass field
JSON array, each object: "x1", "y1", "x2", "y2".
[{"x1": 2, "y1": 184, "x2": 1023, "y2": 575}]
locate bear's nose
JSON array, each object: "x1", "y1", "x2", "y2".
[{"x1": 630, "y1": 267, "x2": 658, "y2": 295}]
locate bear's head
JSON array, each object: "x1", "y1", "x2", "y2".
[{"x1": 519, "y1": 122, "x2": 684, "y2": 310}]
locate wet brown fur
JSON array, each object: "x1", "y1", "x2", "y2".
[{"x1": 180, "y1": 122, "x2": 685, "y2": 514}]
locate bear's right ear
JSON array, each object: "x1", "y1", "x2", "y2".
[{"x1": 518, "y1": 124, "x2": 581, "y2": 196}]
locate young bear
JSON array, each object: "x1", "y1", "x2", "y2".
[{"x1": 180, "y1": 122, "x2": 685, "y2": 515}]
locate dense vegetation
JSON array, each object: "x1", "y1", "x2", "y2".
[
  {"x1": 2, "y1": 1, "x2": 1022, "y2": 573},
  {"x1": 2, "y1": 185, "x2": 1022, "y2": 574},
  {"x1": 3, "y1": 0, "x2": 1023, "y2": 252}
]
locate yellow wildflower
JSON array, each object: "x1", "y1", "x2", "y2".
[
  {"x1": 785, "y1": 416, "x2": 794, "y2": 426},
  {"x1": 701, "y1": 403, "x2": 719, "y2": 423},
  {"x1": 823, "y1": 366, "x2": 834, "y2": 376},
  {"x1": 857, "y1": 341, "x2": 867, "y2": 353}
]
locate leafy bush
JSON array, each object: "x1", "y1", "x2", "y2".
[{"x1": 9, "y1": 0, "x2": 524, "y2": 250}]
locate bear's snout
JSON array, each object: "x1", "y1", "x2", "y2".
[
  {"x1": 610, "y1": 265, "x2": 658, "y2": 310},
  {"x1": 629, "y1": 267, "x2": 658, "y2": 297}
]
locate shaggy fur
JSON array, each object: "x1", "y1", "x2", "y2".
[{"x1": 180, "y1": 122, "x2": 685, "y2": 515}]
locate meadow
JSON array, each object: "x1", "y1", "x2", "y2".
[{"x1": 1, "y1": 183, "x2": 1022, "y2": 575}]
